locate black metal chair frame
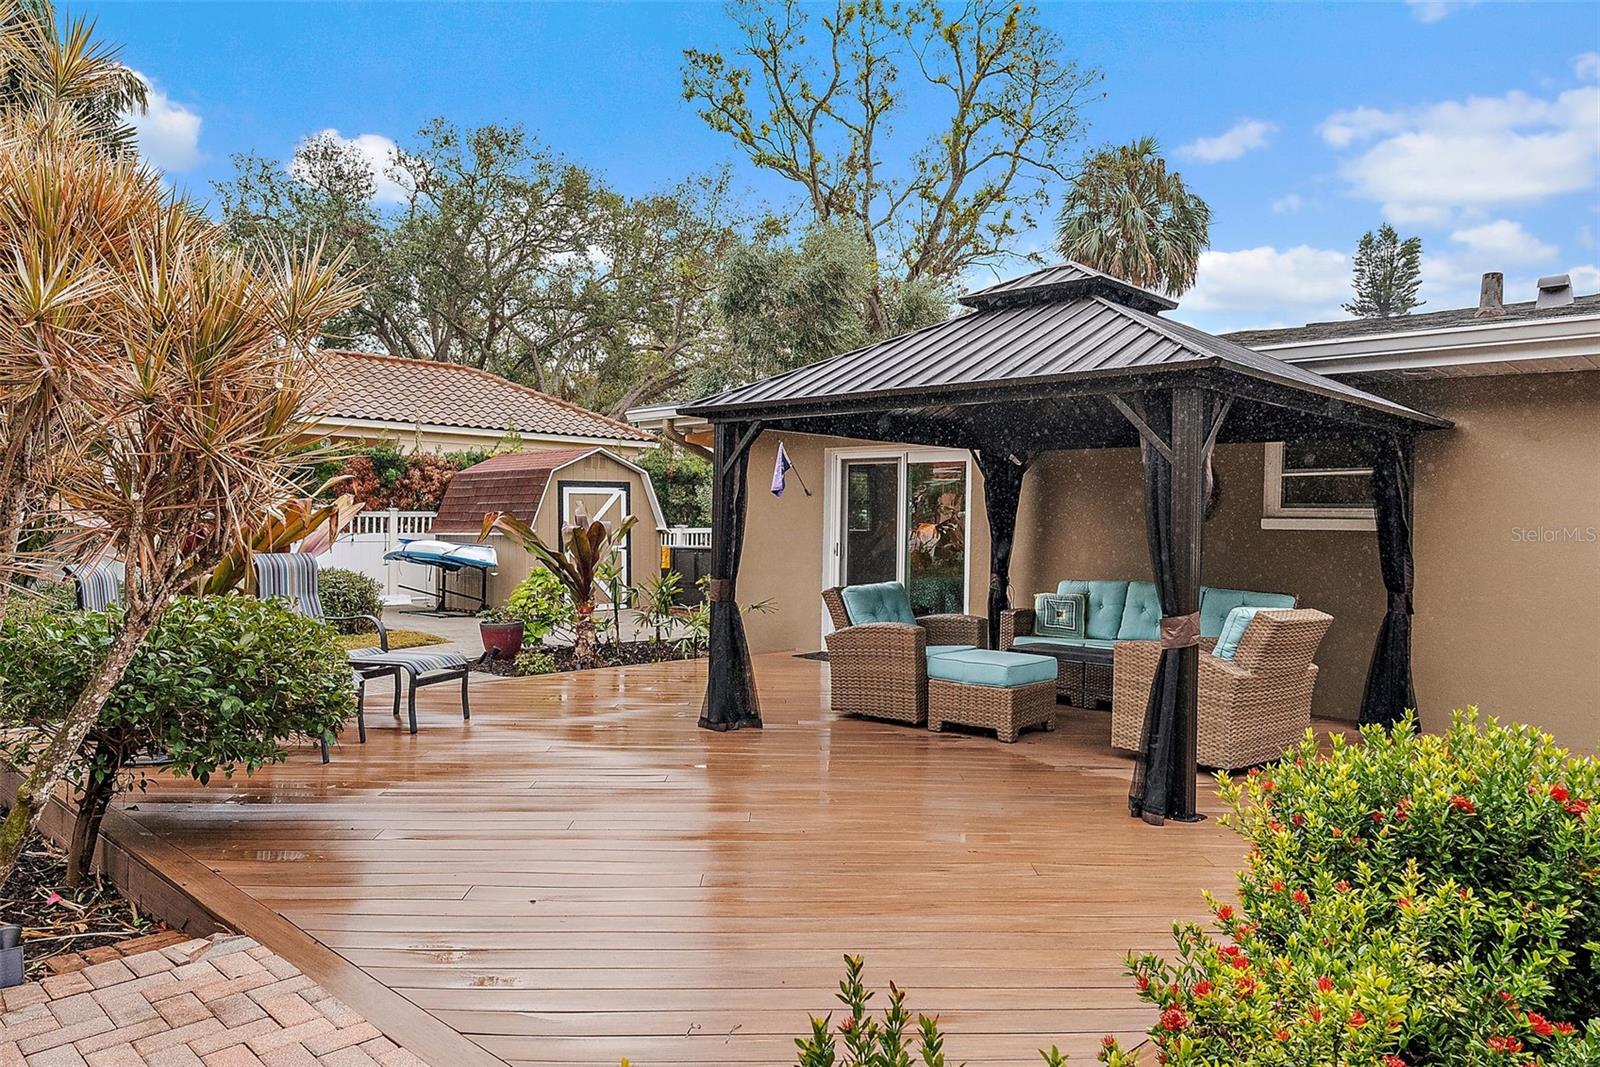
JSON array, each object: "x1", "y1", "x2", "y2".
[{"x1": 341, "y1": 612, "x2": 475, "y2": 735}]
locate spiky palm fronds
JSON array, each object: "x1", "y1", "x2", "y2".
[
  {"x1": 1055, "y1": 136, "x2": 1211, "y2": 296},
  {"x1": 0, "y1": 0, "x2": 148, "y2": 156}
]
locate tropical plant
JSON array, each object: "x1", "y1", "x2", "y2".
[
  {"x1": 1344, "y1": 223, "x2": 1425, "y2": 318},
  {"x1": 197, "y1": 494, "x2": 360, "y2": 597},
  {"x1": 0, "y1": 118, "x2": 359, "y2": 882},
  {"x1": 685, "y1": 0, "x2": 1101, "y2": 331},
  {"x1": 317, "y1": 568, "x2": 383, "y2": 633},
  {"x1": 1055, "y1": 137, "x2": 1211, "y2": 294},
  {"x1": 0, "y1": 0, "x2": 148, "y2": 155},
  {"x1": 481, "y1": 509, "x2": 636, "y2": 669},
  {"x1": 794, "y1": 956, "x2": 964, "y2": 1067},
  {"x1": 636, "y1": 571, "x2": 683, "y2": 644},
  {"x1": 0, "y1": 596, "x2": 354, "y2": 884},
  {"x1": 496, "y1": 566, "x2": 575, "y2": 644},
  {"x1": 1101, "y1": 711, "x2": 1598, "y2": 1065}
]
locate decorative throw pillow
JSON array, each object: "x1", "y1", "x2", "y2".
[
  {"x1": 1213, "y1": 605, "x2": 1269, "y2": 660},
  {"x1": 1033, "y1": 592, "x2": 1088, "y2": 640}
]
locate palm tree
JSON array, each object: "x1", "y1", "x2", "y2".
[
  {"x1": 0, "y1": 117, "x2": 360, "y2": 883},
  {"x1": 0, "y1": 0, "x2": 148, "y2": 155},
  {"x1": 1055, "y1": 137, "x2": 1211, "y2": 295}
]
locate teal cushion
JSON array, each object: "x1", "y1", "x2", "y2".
[
  {"x1": 1117, "y1": 581, "x2": 1162, "y2": 640},
  {"x1": 1214, "y1": 606, "x2": 1271, "y2": 660},
  {"x1": 926, "y1": 644, "x2": 976, "y2": 662},
  {"x1": 1199, "y1": 587, "x2": 1296, "y2": 639},
  {"x1": 1033, "y1": 592, "x2": 1088, "y2": 639},
  {"x1": 1058, "y1": 580, "x2": 1130, "y2": 639},
  {"x1": 841, "y1": 581, "x2": 916, "y2": 626},
  {"x1": 1011, "y1": 635, "x2": 1115, "y2": 650},
  {"x1": 927, "y1": 649, "x2": 1057, "y2": 688}
]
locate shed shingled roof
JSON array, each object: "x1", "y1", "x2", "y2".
[
  {"x1": 431, "y1": 448, "x2": 598, "y2": 533},
  {"x1": 683, "y1": 265, "x2": 1446, "y2": 428},
  {"x1": 309, "y1": 350, "x2": 652, "y2": 442}
]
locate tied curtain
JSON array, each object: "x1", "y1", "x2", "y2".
[
  {"x1": 1359, "y1": 433, "x2": 1417, "y2": 727},
  {"x1": 1126, "y1": 389, "x2": 1216, "y2": 825},
  {"x1": 700, "y1": 421, "x2": 762, "y2": 731},
  {"x1": 974, "y1": 449, "x2": 1030, "y2": 650}
]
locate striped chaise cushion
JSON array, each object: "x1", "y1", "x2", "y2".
[
  {"x1": 253, "y1": 553, "x2": 326, "y2": 619},
  {"x1": 348, "y1": 650, "x2": 469, "y2": 674},
  {"x1": 67, "y1": 561, "x2": 125, "y2": 611}
]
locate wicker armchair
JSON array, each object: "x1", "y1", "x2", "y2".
[
  {"x1": 821, "y1": 586, "x2": 987, "y2": 725},
  {"x1": 1110, "y1": 609, "x2": 1333, "y2": 770}
]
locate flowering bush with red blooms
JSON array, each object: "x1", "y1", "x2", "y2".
[{"x1": 1099, "y1": 711, "x2": 1600, "y2": 1067}]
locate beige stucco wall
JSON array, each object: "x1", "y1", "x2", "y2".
[
  {"x1": 437, "y1": 451, "x2": 663, "y2": 608},
  {"x1": 733, "y1": 371, "x2": 1599, "y2": 750}
]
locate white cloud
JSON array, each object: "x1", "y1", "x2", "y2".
[
  {"x1": 1566, "y1": 264, "x2": 1600, "y2": 292},
  {"x1": 1271, "y1": 194, "x2": 1303, "y2": 214},
  {"x1": 1449, "y1": 220, "x2": 1557, "y2": 263},
  {"x1": 1321, "y1": 87, "x2": 1600, "y2": 222},
  {"x1": 1183, "y1": 245, "x2": 1350, "y2": 327},
  {"x1": 123, "y1": 72, "x2": 201, "y2": 172},
  {"x1": 1575, "y1": 53, "x2": 1600, "y2": 81},
  {"x1": 1406, "y1": 0, "x2": 1478, "y2": 22},
  {"x1": 297, "y1": 129, "x2": 410, "y2": 205},
  {"x1": 1179, "y1": 119, "x2": 1276, "y2": 163}
]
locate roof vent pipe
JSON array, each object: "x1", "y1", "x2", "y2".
[
  {"x1": 1475, "y1": 272, "x2": 1505, "y2": 319},
  {"x1": 1536, "y1": 274, "x2": 1574, "y2": 309}
]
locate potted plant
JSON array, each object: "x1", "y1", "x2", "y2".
[{"x1": 478, "y1": 606, "x2": 525, "y2": 661}]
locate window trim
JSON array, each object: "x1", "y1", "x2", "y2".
[{"x1": 1261, "y1": 441, "x2": 1377, "y2": 532}]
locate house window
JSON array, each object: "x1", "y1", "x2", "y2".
[{"x1": 1261, "y1": 437, "x2": 1376, "y2": 531}]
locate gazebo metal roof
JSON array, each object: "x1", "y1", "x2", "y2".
[{"x1": 683, "y1": 264, "x2": 1448, "y2": 434}]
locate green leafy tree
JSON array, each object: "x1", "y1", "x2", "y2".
[
  {"x1": 638, "y1": 443, "x2": 712, "y2": 528},
  {"x1": 684, "y1": 0, "x2": 1100, "y2": 331},
  {"x1": 1055, "y1": 136, "x2": 1211, "y2": 294},
  {"x1": 1344, "y1": 223, "x2": 1425, "y2": 318}
]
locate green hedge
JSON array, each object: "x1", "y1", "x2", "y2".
[{"x1": 318, "y1": 567, "x2": 383, "y2": 633}]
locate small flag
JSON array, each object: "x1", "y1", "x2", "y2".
[{"x1": 771, "y1": 441, "x2": 795, "y2": 496}]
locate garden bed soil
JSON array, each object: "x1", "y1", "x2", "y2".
[
  {"x1": 474, "y1": 640, "x2": 701, "y2": 677},
  {"x1": 0, "y1": 838, "x2": 159, "y2": 979}
]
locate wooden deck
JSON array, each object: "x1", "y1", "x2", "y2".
[{"x1": 114, "y1": 653, "x2": 1255, "y2": 1066}]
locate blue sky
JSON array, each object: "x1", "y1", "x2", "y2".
[{"x1": 97, "y1": 0, "x2": 1600, "y2": 333}]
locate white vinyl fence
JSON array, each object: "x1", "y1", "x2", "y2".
[
  {"x1": 319, "y1": 509, "x2": 439, "y2": 603},
  {"x1": 662, "y1": 527, "x2": 711, "y2": 549}
]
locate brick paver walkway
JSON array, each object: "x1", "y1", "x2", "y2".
[{"x1": 0, "y1": 934, "x2": 428, "y2": 1067}]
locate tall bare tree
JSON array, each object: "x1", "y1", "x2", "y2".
[
  {"x1": 0, "y1": 117, "x2": 359, "y2": 882},
  {"x1": 1055, "y1": 137, "x2": 1211, "y2": 295},
  {"x1": 684, "y1": 0, "x2": 1100, "y2": 330}
]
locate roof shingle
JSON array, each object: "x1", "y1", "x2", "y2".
[
  {"x1": 308, "y1": 350, "x2": 652, "y2": 442},
  {"x1": 431, "y1": 447, "x2": 599, "y2": 533}
]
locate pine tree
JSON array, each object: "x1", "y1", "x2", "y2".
[{"x1": 1343, "y1": 224, "x2": 1425, "y2": 318}]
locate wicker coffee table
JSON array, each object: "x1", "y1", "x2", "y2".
[{"x1": 925, "y1": 650, "x2": 1058, "y2": 742}]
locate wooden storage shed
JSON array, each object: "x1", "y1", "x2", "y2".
[{"x1": 431, "y1": 447, "x2": 666, "y2": 607}]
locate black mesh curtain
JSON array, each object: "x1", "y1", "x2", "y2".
[
  {"x1": 974, "y1": 449, "x2": 1029, "y2": 650},
  {"x1": 1126, "y1": 389, "x2": 1209, "y2": 824},
  {"x1": 1359, "y1": 433, "x2": 1417, "y2": 727},
  {"x1": 699, "y1": 421, "x2": 762, "y2": 731}
]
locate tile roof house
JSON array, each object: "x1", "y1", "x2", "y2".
[{"x1": 303, "y1": 350, "x2": 654, "y2": 455}]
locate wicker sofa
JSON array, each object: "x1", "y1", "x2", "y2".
[
  {"x1": 822, "y1": 582, "x2": 988, "y2": 725},
  {"x1": 1001, "y1": 579, "x2": 1297, "y2": 705},
  {"x1": 1111, "y1": 608, "x2": 1334, "y2": 770}
]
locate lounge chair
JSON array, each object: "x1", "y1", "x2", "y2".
[
  {"x1": 66, "y1": 561, "x2": 125, "y2": 611},
  {"x1": 253, "y1": 553, "x2": 473, "y2": 734},
  {"x1": 821, "y1": 581, "x2": 988, "y2": 725},
  {"x1": 1110, "y1": 608, "x2": 1333, "y2": 770}
]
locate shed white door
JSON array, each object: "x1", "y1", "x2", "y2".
[{"x1": 560, "y1": 482, "x2": 631, "y2": 600}]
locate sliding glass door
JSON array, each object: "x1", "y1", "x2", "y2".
[{"x1": 828, "y1": 450, "x2": 970, "y2": 625}]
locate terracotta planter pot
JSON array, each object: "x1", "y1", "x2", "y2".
[{"x1": 480, "y1": 621, "x2": 525, "y2": 661}]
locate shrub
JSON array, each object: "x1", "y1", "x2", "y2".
[
  {"x1": 514, "y1": 650, "x2": 557, "y2": 676},
  {"x1": 318, "y1": 567, "x2": 383, "y2": 633},
  {"x1": 638, "y1": 442, "x2": 711, "y2": 527},
  {"x1": 1103, "y1": 711, "x2": 1599, "y2": 1066},
  {"x1": 0, "y1": 596, "x2": 354, "y2": 881},
  {"x1": 498, "y1": 567, "x2": 576, "y2": 643},
  {"x1": 795, "y1": 956, "x2": 967, "y2": 1067}
]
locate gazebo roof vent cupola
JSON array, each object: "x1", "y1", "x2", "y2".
[{"x1": 959, "y1": 263, "x2": 1178, "y2": 314}]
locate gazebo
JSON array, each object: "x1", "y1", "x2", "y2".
[{"x1": 680, "y1": 263, "x2": 1450, "y2": 824}]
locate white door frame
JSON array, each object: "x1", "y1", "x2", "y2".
[
  {"x1": 820, "y1": 445, "x2": 974, "y2": 637},
  {"x1": 560, "y1": 482, "x2": 631, "y2": 592}
]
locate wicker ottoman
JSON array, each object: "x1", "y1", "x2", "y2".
[{"x1": 926, "y1": 650, "x2": 1058, "y2": 742}]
